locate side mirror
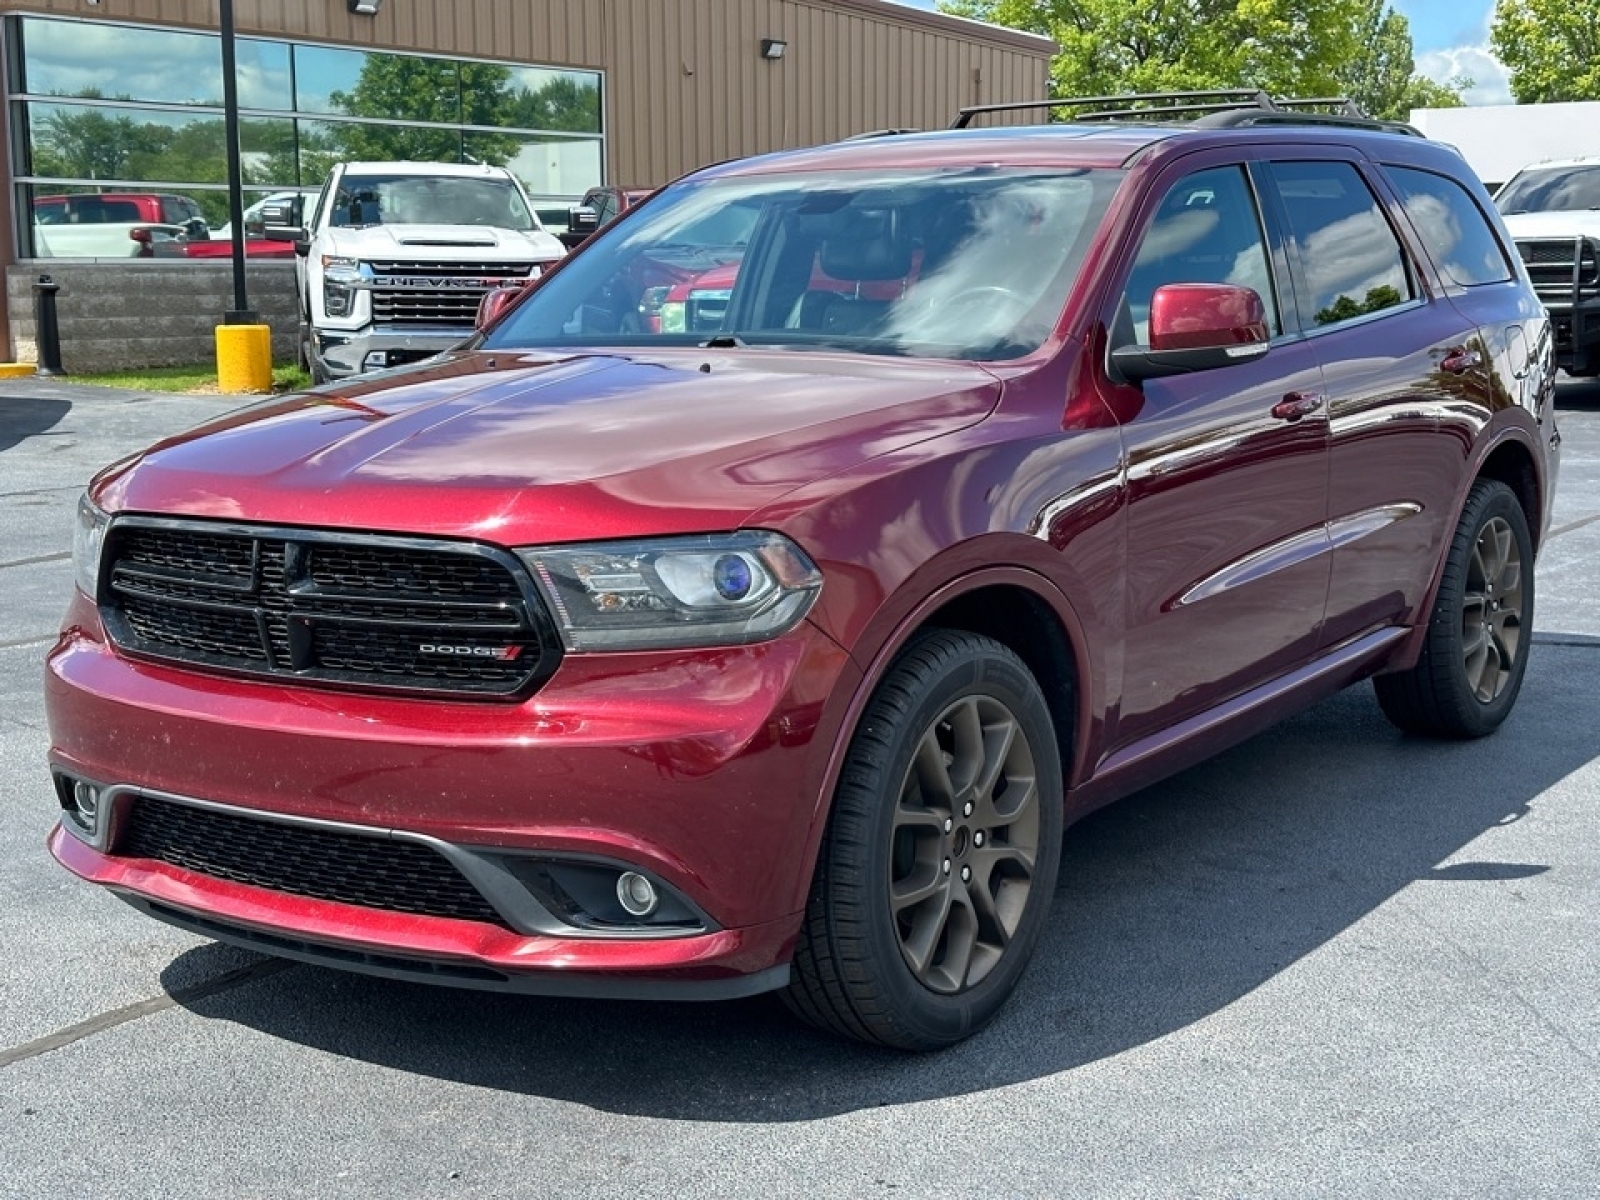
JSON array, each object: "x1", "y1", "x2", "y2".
[
  {"x1": 475, "y1": 283, "x2": 525, "y2": 330},
  {"x1": 567, "y1": 204, "x2": 599, "y2": 235},
  {"x1": 1111, "y1": 283, "x2": 1270, "y2": 382},
  {"x1": 182, "y1": 218, "x2": 210, "y2": 241},
  {"x1": 260, "y1": 198, "x2": 304, "y2": 243}
]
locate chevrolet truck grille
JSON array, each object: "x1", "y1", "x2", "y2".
[{"x1": 366, "y1": 259, "x2": 538, "y2": 327}]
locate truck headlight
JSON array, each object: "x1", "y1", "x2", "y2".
[
  {"x1": 517, "y1": 532, "x2": 823, "y2": 652},
  {"x1": 322, "y1": 255, "x2": 360, "y2": 318},
  {"x1": 72, "y1": 493, "x2": 110, "y2": 600}
]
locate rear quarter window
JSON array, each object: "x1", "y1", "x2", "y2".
[{"x1": 1386, "y1": 166, "x2": 1511, "y2": 287}]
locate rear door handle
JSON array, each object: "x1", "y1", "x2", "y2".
[
  {"x1": 1440, "y1": 346, "x2": 1483, "y2": 374},
  {"x1": 1271, "y1": 391, "x2": 1324, "y2": 422}
]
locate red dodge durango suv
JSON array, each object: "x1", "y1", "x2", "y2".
[{"x1": 47, "y1": 93, "x2": 1561, "y2": 1049}]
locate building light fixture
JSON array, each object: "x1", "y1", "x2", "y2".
[
  {"x1": 347, "y1": 0, "x2": 382, "y2": 14},
  {"x1": 760, "y1": 38, "x2": 787, "y2": 60}
]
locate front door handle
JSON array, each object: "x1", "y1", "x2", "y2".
[
  {"x1": 1271, "y1": 391, "x2": 1325, "y2": 422},
  {"x1": 1440, "y1": 346, "x2": 1483, "y2": 375}
]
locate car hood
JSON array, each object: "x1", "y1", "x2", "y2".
[
  {"x1": 322, "y1": 224, "x2": 566, "y2": 262},
  {"x1": 95, "y1": 350, "x2": 1002, "y2": 544},
  {"x1": 1500, "y1": 210, "x2": 1600, "y2": 240}
]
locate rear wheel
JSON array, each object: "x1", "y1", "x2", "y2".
[
  {"x1": 1374, "y1": 479, "x2": 1533, "y2": 738},
  {"x1": 785, "y1": 629, "x2": 1064, "y2": 1050}
]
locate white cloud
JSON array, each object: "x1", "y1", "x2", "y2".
[{"x1": 1415, "y1": 45, "x2": 1513, "y2": 107}]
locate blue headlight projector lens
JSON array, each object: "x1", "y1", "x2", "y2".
[{"x1": 712, "y1": 554, "x2": 753, "y2": 601}]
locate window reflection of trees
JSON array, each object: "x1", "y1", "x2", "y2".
[
  {"x1": 10, "y1": 15, "x2": 604, "y2": 251},
  {"x1": 1276, "y1": 166, "x2": 1410, "y2": 327}
]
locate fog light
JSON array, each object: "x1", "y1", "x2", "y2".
[
  {"x1": 616, "y1": 871, "x2": 659, "y2": 917},
  {"x1": 73, "y1": 781, "x2": 101, "y2": 821},
  {"x1": 362, "y1": 351, "x2": 388, "y2": 371}
]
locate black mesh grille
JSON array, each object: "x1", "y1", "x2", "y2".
[
  {"x1": 100, "y1": 520, "x2": 555, "y2": 698},
  {"x1": 116, "y1": 795, "x2": 512, "y2": 929}
]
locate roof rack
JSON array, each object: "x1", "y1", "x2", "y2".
[{"x1": 949, "y1": 89, "x2": 1421, "y2": 137}]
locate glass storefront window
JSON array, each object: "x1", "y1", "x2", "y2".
[
  {"x1": 8, "y1": 15, "x2": 605, "y2": 258},
  {"x1": 468, "y1": 133, "x2": 604, "y2": 199},
  {"x1": 502, "y1": 68, "x2": 602, "y2": 134},
  {"x1": 237, "y1": 39, "x2": 294, "y2": 113},
  {"x1": 16, "y1": 18, "x2": 221, "y2": 107}
]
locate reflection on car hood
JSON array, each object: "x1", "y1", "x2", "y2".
[
  {"x1": 322, "y1": 224, "x2": 566, "y2": 261},
  {"x1": 95, "y1": 349, "x2": 1002, "y2": 545}
]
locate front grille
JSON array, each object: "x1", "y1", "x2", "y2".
[
  {"x1": 1516, "y1": 237, "x2": 1600, "y2": 303},
  {"x1": 367, "y1": 259, "x2": 538, "y2": 327},
  {"x1": 117, "y1": 795, "x2": 511, "y2": 929},
  {"x1": 100, "y1": 520, "x2": 556, "y2": 698}
]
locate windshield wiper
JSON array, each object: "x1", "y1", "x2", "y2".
[{"x1": 701, "y1": 334, "x2": 746, "y2": 348}]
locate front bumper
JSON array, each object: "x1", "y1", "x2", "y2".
[
  {"x1": 311, "y1": 323, "x2": 470, "y2": 379},
  {"x1": 45, "y1": 601, "x2": 859, "y2": 996}
]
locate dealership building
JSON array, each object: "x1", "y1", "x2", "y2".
[{"x1": 0, "y1": 0, "x2": 1053, "y2": 368}]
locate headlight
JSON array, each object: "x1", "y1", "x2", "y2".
[
  {"x1": 72, "y1": 494, "x2": 110, "y2": 600},
  {"x1": 322, "y1": 256, "x2": 361, "y2": 318},
  {"x1": 518, "y1": 531, "x2": 822, "y2": 652}
]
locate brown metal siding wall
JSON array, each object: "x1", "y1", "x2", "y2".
[
  {"x1": 602, "y1": 0, "x2": 1048, "y2": 186},
  {"x1": 0, "y1": 0, "x2": 1049, "y2": 182}
]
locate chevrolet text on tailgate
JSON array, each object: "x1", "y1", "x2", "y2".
[{"x1": 49, "y1": 92, "x2": 1560, "y2": 1050}]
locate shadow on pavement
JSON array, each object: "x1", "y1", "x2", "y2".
[
  {"x1": 1555, "y1": 375, "x2": 1600, "y2": 409},
  {"x1": 0, "y1": 396, "x2": 71, "y2": 454},
  {"x1": 166, "y1": 648, "x2": 1600, "y2": 1122}
]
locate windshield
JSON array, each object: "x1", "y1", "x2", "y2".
[
  {"x1": 483, "y1": 166, "x2": 1123, "y2": 361},
  {"x1": 1496, "y1": 166, "x2": 1600, "y2": 214},
  {"x1": 331, "y1": 173, "x2": 535, "y2": 230}
]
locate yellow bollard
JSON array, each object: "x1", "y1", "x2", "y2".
[{"x1": 215, "y1": 323, "x2": 273, "y2": 394}]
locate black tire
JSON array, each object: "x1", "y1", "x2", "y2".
[
  {"x1": 784, "y1": 629, "x2": 1064, "y2": 1050},
  {"x1": 1374, "y1": 479, "x2": 1533, "y2": 738}
]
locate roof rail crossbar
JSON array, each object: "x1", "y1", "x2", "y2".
[
  {"x1": 1193, "y1": 109, "x2": 1422, "y2": 137},
  {"x1": 950, "y1": 89, "x2": 1275, "y2": 129},
  {"x1": 950, "y1": 90, "x2": 1417, "y2": 136}
]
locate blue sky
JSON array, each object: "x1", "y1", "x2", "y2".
[{"x1": 891, "y1": 1, "x2": 1510, "y2": 104}]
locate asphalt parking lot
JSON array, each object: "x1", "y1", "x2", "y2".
[{"x1": 2, "y1": 377, "x2": 1597, "y2": 1198}]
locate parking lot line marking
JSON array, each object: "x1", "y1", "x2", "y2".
[
  {"x1": 0, "y1": 552, "x2": 69, "y2": 570},
  {"x1": 0, "y1": 958, "x2": 293, "y2": 1070},
  {"x1": 1547, "y1": 513, "x2": 1600, "y2": 539},
  {"x1": 0, "y1": 635, "x2": 58, "y2": 650}
]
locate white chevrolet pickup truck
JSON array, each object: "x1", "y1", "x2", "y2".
[{"x1": 263, "y1": 161, "x2": 566, "y2": 382}]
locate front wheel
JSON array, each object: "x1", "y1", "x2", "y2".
[
  {"x1": 1374, "y1": 479, "x2": 1533, "y2": 738},
  {"x1": 785, "y1": 629, "x2": 1064, "y2": 1050}
]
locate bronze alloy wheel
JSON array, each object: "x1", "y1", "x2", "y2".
[
  {"x1": 785, "y1": 629, "x2": 1063, "y2": 1050},
  {"x1": 1462, "y1": 515, "x2": 1523, "y2": 703},
  {"x1": 1374, "y1": 478, "x2": 1534, "y2": 739},
  {"x1": 889, "y1": 694, "x2": 1042, "y2": 994}
]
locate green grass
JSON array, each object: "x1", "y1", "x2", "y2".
[{"x1": 75, "y1": 363, "x2": 313, "y2": 394}]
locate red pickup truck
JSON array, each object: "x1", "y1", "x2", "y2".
[{"x1": 32, "y1": 193, "x2": 209, "y2": 258}]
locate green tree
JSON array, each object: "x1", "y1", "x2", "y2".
[
  {"x1": 508, "y1": 75, "x2": 601, "y2": 134},
  {"x1": 329, "y1": 54, "x2": 521, "y2": 164},
  {"x1": 1491, "y1": 0, "x2": 1600, "y2": 103},
  {"x1": 941, "y1": 0, "x2": 1459, "y2": 117},
  {"x1": 32, "y1": 104, "x2": 173, "y2": 180},
  {"x1": 1336, "y1": 2, "x2": 1466, "y2": 119}
]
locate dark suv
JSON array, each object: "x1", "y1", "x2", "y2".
[{"x1": 47, "y1": 93, "x2": 1559, "y2": 1050}]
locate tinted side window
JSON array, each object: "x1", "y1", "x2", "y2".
[
  {"x1": 1386, "y1": 166, "x2": 1511, "y2": 287},
  {"x1": 1118, "y1": 165, "x2": 1279, "y2": 347},
  {"x1": 1271, "y1": 161, "x2": 1412, "y2": 328}
]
